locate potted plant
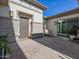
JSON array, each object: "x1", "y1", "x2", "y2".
[{"x1": 0, "y1": 35, "x2": 9, "y2": 59}]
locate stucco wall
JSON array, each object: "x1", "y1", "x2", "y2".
[
  {"x1": 0, "y1": 17, "x2": 17, "y2": 42},
  {"x1": 0, "y1": 0, "x2": 44, "y2": 39},
  {"x1": 47, "y1": 13, "x2": 79, "y2": 36},
  {"x1": 9, "y1": 1, "x2": 44, "y2": 37},
  {"x1": 9, "y1": 1, "x2": 43, "y2": 22},
  {"x1": 32, "y1": 22, "x2": 43, "y2": 33},
  {"x1": 0, "y1": 6, "x2": 10, "y2": 17},
  {"x1": 47, "y1": 19, "x2": 58, "y2": 36}
]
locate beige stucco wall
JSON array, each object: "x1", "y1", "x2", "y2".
[
  {"x1": 0, "y1": 17, "x2": 17, "y2": 42},
  {"x1": 9, "y1": 1, "x2": 44, "y2": 37},
  {"x1": 32, "y1": 23, "x2": 43, "y2": 33},
  {"x1": 47, "y1": 13, "x2": 79, "y2": 36},
  {"x1": 47, "y1": 19, "x2": 58, "y2": 36},
  {"x1": 0, "y1": 0, "x2": 44, "y2": 40}
]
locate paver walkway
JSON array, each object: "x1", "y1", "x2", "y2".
[{"x1": 9, "y1": 36, "x2": 79, "y2": 59}]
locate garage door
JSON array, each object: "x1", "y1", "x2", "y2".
[{"x1": 20, "y1": 17, "x2": 29, "y2": 38}]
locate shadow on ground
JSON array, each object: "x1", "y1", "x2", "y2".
[
  {"x1": 0, "y1": 11, "x2": 27, "y2": 59},
  {"x1": 32, "y1": 36, "x2": 79, "y2": 59}
]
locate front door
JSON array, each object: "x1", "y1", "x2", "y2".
[{"x1": 20, "y1": 17, "x2": 29, "y2": 38}]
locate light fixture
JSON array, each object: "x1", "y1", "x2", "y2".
[{"x1": 9, "y1": 11, "x2": 14, "y2": 17}]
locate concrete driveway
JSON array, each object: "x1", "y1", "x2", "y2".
[{"x1": 9, "y1": 36, "x2": 79, "y2": 59}]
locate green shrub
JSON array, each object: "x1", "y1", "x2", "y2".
[{"x1": 0, "y1": 35, "x2": 9, "y2": 56}]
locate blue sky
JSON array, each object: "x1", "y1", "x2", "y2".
[{"x1": 37, "y1": 0, "x2": 79, "y2": 16}]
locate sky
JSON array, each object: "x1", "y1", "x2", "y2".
[{"x1": 37, "y1": 0, "x2": 79, "y2": 16}]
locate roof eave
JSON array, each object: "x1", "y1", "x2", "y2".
[
  {"x1": 47, "y1": 7, "x2": 79, "y2": 20},
  {"x1": 27, "y1": 0, "x2": 47, "y2": 10}
]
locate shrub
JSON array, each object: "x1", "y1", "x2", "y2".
[{"x1": 0, "y1": 35, "x2": 9, "y2": 56}]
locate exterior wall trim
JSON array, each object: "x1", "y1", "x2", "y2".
[
  {"x1": 27, "y1": 0, "x2": 47, "y2": 10},
  {"x1": 9, "y1": 1, "x2": 42, "y2": 14},
  {"x1": 31, "y1": 22, "x2": 43, "y2": 24}
]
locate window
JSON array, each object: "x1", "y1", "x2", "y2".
[{"x1": 57, "y1": 17, "x2": 79, "y2": 35}]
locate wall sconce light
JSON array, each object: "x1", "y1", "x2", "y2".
[{"x1": 9, "y1": 11, "x2": 14, "y2": 17}]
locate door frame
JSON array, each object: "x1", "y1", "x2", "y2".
[
  {"x1": 18, "y1": 11, "x2": 32, "y2": 38},
  {"x1": 20, "y1": 17, "x2": 29, "y2": 38}
]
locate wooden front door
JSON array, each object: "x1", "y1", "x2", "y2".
[{"x1": 20, "y1": 17, "x2": 29, "y2": 38}]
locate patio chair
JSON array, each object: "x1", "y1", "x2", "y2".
[
  {"x1": 68, "y1": 35, "x2": 76, "y2": 40},
  {"x1": 74, "y1": 30, "x2": 79, "y2": 40}
]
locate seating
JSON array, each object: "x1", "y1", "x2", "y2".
[
  {"x1": 69, "y1": 35, "x2": 76, "y2": 40},
  {"x1": 74, "y1": 30, "x2": 79, "y2": 40}
]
